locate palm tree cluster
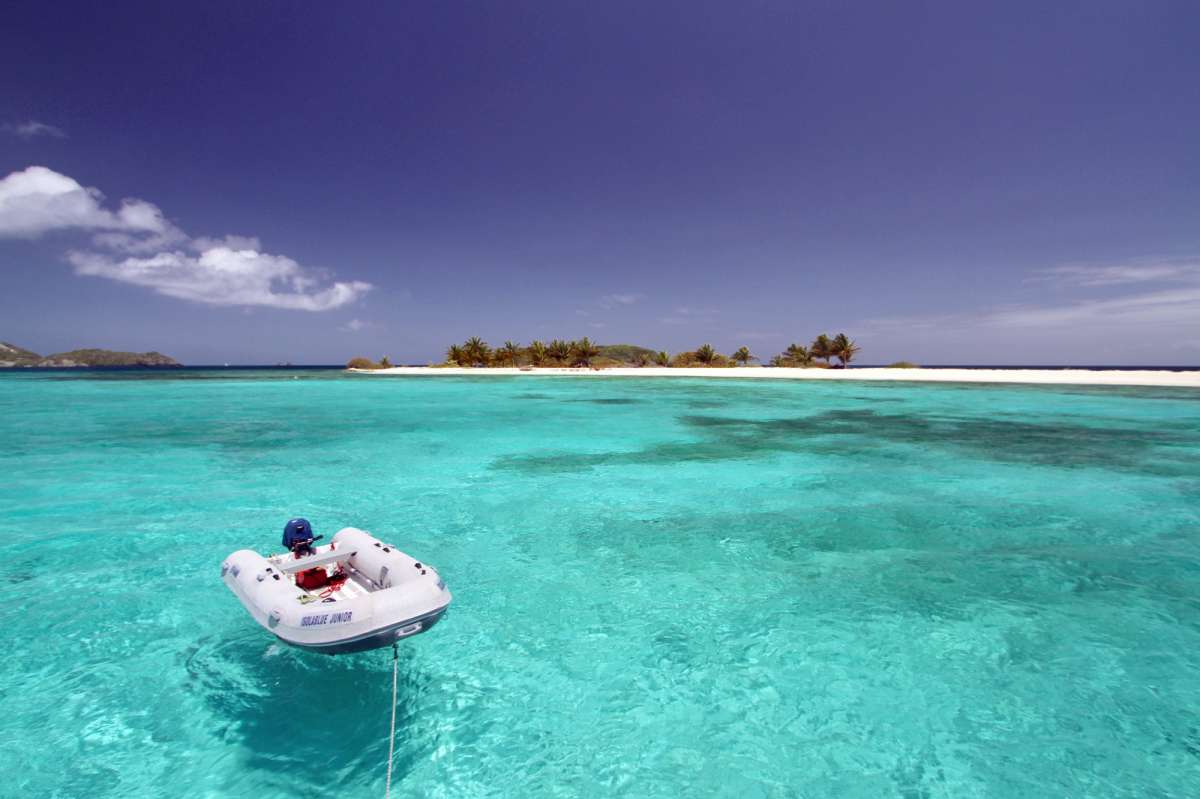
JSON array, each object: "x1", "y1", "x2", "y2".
[
  {"x1": 769, "y1": 333, "x2": 860, "y2": 368},
  {"x1": 444, "y1": 337, "x2": 603, "y2": 367}
]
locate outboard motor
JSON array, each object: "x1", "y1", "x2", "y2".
[{"x1": 283, "y1": 517, "x2": 320, "y2": 557}]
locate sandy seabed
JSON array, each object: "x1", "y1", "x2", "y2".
[{"x1": 351, "y1": 366, "x2": 1200, "y2": 388}]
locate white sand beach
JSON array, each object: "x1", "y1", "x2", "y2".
[{"x1": 351, "y1": 366, "x2": 1200, "y2": 388}]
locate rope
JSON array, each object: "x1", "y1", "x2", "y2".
[{"x1": 385, "y1": 642, "x2": 399, "y2": 799}]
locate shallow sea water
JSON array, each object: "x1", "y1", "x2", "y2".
[{"x1": 1, "y1": 370, "x2": 1198, "y2": 798}]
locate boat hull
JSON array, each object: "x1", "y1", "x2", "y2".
[{"x1": 282, "y1": 604, "x2": 449, "y2": 654}]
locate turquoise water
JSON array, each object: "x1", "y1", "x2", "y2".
[{"x1": 2, "y1": 370, "x2": 1198, "y2": 798}]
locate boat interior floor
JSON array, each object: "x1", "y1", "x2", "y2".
[{"x1": 288, "y1": 564, "x2": 377, "y2": 603}]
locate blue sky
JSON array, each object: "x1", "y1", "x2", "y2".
[{"x1": 2, "y1": 1, "x2": 1198, "y2": 365}]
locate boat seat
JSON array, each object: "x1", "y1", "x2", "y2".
[{"x1": 277, "y1": 548, "x2": 356, "y2": 574}]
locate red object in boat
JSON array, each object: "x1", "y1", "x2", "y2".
[{"x1": 296, "y1": 568, "x2": 328, "y2": 590}]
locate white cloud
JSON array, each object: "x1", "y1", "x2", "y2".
[
  {"x1": 993, "y1": 257, "x2": 1200, "y2": 327},
  {"x1": 339, "y1": 318, "x2": 377, "y2": 332},
  {"x1": 576, "y1": 292, "x2": 645, "y2": 319},
  {"x1": 983, "y1": 288, "x2": 1200, "y2": 328},
  {"x1": 597, "y1": 292, "x2": 645, "y2": 309},
  {"x1": 3, "y1": 120, "x2": 66, "y2": 139},
  {"x1": 90, "y1": 229, "x2": 190, "y2": 254},
  {"x1": 1, "y1": 166, "x2": 371, "y2": 311},
  {"x1": 660, "y1": 305, "x2": 719, "y2": 326},
  {"x1": 0, "y1": 166, "x2": 172, "y2": 238},
  {"x1": 1032, "y1": 257, "x2": 1200, "y2": 287},
  {"x1": 191, "y1": 234, "x2": 262, "y2": 252},
  {"x1": 68, "y1": 247, "x2": 371, "y2": 311},
  {"x1": 859, "y1": 256, "x2": 1200, "y2": 333}
]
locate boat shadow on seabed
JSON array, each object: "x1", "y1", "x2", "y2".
[{"x1": 182, "y1": 630, "x2": 436, "y2": 788}]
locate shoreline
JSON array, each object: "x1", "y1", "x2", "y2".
[{"x1": 349, "y1": 366, "x2": 1200, "y2": 388}]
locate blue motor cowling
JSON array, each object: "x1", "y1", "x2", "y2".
[{"x1": 282, "y1": 517, "x2": 314, "y2": 550}]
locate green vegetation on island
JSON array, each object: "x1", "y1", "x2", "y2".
[
  {"x1": 767, "y1": 333, "x2": 861, "y2": 368},
  {"x1": 348, "y1": 333, "x2": 864, "y2": 370},
  {"x1": 0, "y1": 342, "x2": 181, "y2": 368}
]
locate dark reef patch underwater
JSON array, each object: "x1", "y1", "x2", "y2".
[{"x1": 495, "y1": 406, "x2": 1197, "y2": 477}]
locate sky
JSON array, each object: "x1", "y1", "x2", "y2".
[{"x1": 2, "y1": 1, "x2": 1198, "y2": 365}]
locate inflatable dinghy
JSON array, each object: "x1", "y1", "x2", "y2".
[{"x1": 222, "y1": 527, "x2": 451, "y2": 654}]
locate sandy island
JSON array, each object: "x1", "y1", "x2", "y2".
[{"x1": 349, "y1": 366, "x2": 1200, "y2": 388}]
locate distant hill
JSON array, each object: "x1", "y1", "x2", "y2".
[
  {"x1": 596, "y1": 344, "x2": 658, "y2": 364},
  {"x1": 0, "y1": 342, "x2": 181, "y2": 368},
  {"x1": 0, "y1": 342, "x2": 40, "y2": 365}
]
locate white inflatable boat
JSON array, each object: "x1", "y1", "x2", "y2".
[{"x1": 221, "y1": 527, "x2": 451, "y2": 654}]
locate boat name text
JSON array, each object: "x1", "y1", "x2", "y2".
[{"x1": 300, "y1": 611, "x2": 353, "y2": 627}]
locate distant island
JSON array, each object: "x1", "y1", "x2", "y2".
[
  {"x1": 345, "y1": 339, "x2": 1200, "y2": 388},
  {"x1": 349, "y1": 333, "x2": 862, "y2": 370},
  {"x1": 0, "y1": 342, "x2": 181, "y2": 368}
]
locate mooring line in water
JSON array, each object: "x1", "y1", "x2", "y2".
[{"x1": 385, "y1": 642, "x2": 399, "y2": 798}]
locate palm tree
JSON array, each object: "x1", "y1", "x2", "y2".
[
  {"x1": 497, "y1": 340, "x2": 521, "y2": 367},
  {"x1": 732, "y1": 346, "x2": 755, "y2": 366},
  {"x1": 695, "y1": 344, "x2": 717, "y2": 365},
  {"x1": 784, "y1": 343, "x2": 812, "y2": 366},
  {"x1": 547, "y1": 339, "x2": 571, "y2": 364},
  {"x1": 446, "y1": 344, "x2": 465, "y2": 365},
  {"x1": 380, "y1": 355, "x2": 392, "y2": 368},
  {"x1": 832, "y1": 333, "x2": 860, "y2": 368},
  {"x1": 811, "y1": 334, "x2": 834, "y2": 366},
  {"x1": 526, "y1": 340, "x2": 547, "y2": 366},
  {"x1": 653, "y1": 350, "x2": 670, "y2": 366},
  {"x1": 463, "y1": 337, "x2": 491, "y2": 366},
  {"x1": 571, "y1": 337, "x2": 601, "y2": 367}
]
